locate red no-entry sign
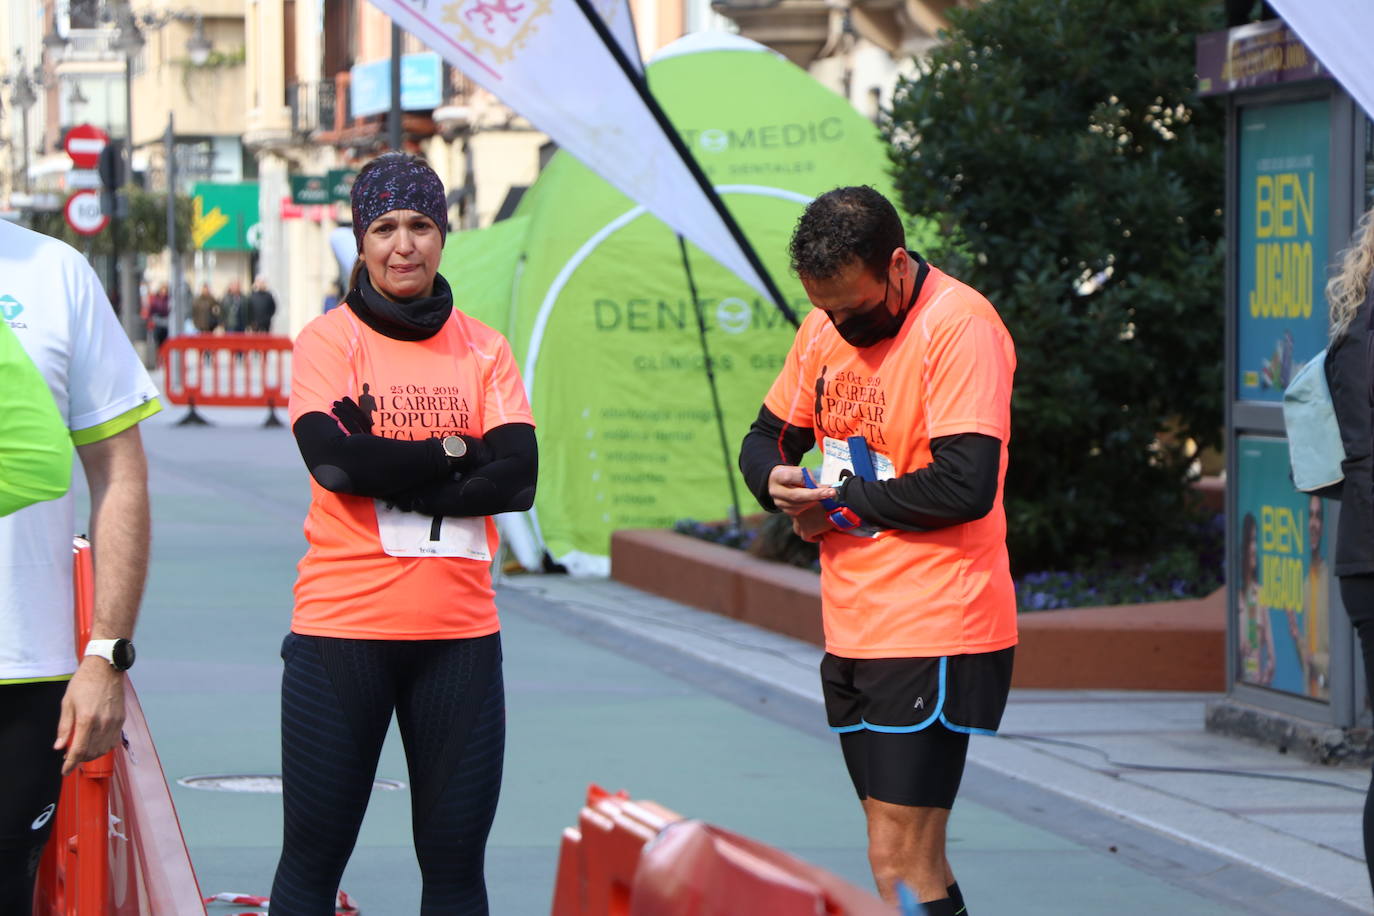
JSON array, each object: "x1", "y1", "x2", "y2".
[{"x1": 64, "y1": 124, "x2": 109, "y2": 170}]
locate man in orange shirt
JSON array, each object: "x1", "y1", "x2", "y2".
[{"x1": 739, "y1": 186, "x2": 1017, "y2": 915}]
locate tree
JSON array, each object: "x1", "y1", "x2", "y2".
[
  {"x1": 885, "y1": 0, "x2": 1227, "y2": 572},
  {"x1": 30, "y1": 186, "x2": 195, "y2": 257}
]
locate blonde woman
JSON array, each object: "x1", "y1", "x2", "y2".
[{"x1": 1323, "y1": 202, "x2": 1374, "y2": 898}]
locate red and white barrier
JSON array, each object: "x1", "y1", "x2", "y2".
[{"x1": 160, "y1": 334, "x2": 293, "y2": 426}]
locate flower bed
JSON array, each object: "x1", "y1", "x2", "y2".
[
  {"x1": 611, "y1": 526, "x2": 1225, "y2": 691},
  {"x1": 675, "y1": 511, "x2": 1224, "y2": 614}
]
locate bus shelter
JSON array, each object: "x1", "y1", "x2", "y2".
[{"x1": 1203, "y1": 10, "x2": 1374, "y2": 752}]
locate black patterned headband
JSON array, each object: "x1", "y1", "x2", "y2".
[{"x1": 350, "y1": 154, "x2": 448, "y2": 252}]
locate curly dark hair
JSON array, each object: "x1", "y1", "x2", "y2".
[{"x1": 789, "y1": 186, "x2": 905, "y2": 280}]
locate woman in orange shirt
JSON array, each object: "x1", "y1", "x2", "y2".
[{"x1": 273, "y1": 153, "x2": 537, "y2": 915}]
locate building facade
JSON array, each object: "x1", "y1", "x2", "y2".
[
  {"x1": 245, "y1": 0, "x2": 738, "y2": 337},
  {"x1": 2, "y1": 0, "x2": 250, "y2": 337},
  {"x1": 2, "y1": 0, "x2": 947, "y2": 341},
  {"x1": 711, "y1": 0, "x2": 980, "y2": 121}
]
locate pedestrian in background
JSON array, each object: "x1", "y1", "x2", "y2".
[
  {"x1": 273, "y1": 152, "x2": 537, "y2": 915},
  {"x1": 191, "y1": 282, "x2": 220, "y2": 333},
  {"x1": 143, "y1": 282, "x2": 170, "y2": 360},
  {"x1": 221, "y1": 279, "x2": 248, "y2": 333},
  {"x1": 248, "y1": 275, "x2": 277, "y2": 332},
  {"x1": 739, "y1": 186, "x2": 1016, "y2": 915},
  {"x1": 0, "y1": 217, "x2": 159, "y2": 909},
  {"x1": 1321, "y1": 200, "x2": 1374, "y2": 900}
]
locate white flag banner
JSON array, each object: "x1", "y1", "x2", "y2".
[
  {"x1": 599, "y1": 0, "x2": 643, "y2": 73},
  {"x1": 367, "y1": 0, "x2": 786, "y2": 310},
  {"x1": 1266, "y1": 0, "x2": 1374, "y2": 121}
]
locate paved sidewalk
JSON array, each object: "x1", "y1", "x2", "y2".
[
  {"x1": 502, "y1": 573, "x2": 1372, "y2": 914},
  {"x1": 98, "y1": 405, "x2": 1372, "y2": 914}
]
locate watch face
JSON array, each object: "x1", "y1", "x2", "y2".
[
  {"x1": 443, "y1": 436, "x2": 467, "y2": 459},
  {"x1": 112, "y1": 639, "x2": 136, "y2": 670}
]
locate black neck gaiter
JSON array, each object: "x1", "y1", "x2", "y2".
[{"x1": 346, "y1": 271, "x2": 453, "y2": 341}]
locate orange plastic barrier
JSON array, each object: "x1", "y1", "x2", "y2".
[
  {"x1": 550, "y1": 785, "x2": 887, "y2": 916},
  {"x1": 32, "y1": 539, "x2": 106, "y2": 915},
  {"x1": 160, "y1": 334, "x2": 293, "y2": 426},
  {"x1": 630, "y1": 821, "x2": 889, "y2": 916},
  {"x1": 550, "y1": 785, "x2": 682, "y2": 916},
  {"x1": 33, "y1": 538, "x2": 206, "y2": 915}
]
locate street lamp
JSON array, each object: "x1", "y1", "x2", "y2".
[
  {"x1": 186, "y1": 19, "x2": 212, "y2": 66},
  {"x1": 110, "y1": 6, "x2": 213, "y2": 63},
  {"x1": 0, "y1": 52, "x2": 45, "y2": 194},
  {"x1": 115, "y1": 6, "x2": 214, "y2": 346},
  {"x1": 42, "y1": 15, "x2": 68, "y2": 58}
]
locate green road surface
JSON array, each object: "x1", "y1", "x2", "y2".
[{"x1": 90, "y1": 411, "x2": 1289, "y2": 913}]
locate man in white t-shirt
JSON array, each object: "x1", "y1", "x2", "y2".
[{"x1": 0, "y1": 218, "x2": 160, "y2": 909}]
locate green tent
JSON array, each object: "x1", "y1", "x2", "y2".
[{"x1": 440, "y1": 33, "x2": 925, "y2": 574}]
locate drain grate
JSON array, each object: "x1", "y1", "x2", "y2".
[{"x1": 177, "y1": 774, "x2": 406, "y2": 793}]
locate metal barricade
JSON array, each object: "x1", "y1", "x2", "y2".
[{"x1": 160, "y1": 334, "x2": 293, "y2": 427}]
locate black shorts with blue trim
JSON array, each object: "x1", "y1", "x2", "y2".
[{"x1": 820, "y1": 648, "x2": 1014, "y2": 808}]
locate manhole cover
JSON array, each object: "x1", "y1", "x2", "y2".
[{"x1": 177, "y1": 774, "x2": 406, "y2": 793}]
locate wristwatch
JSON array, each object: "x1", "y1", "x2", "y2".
[
  {"x1": 84, "y1": 638, "x2": 136, "y2": 671},
  {"x1": 803, "y1": 469, "x2": 865, "y2": 531},
  {"x1": 441, "y1": 435, "x2": 467, "y2": 462}
]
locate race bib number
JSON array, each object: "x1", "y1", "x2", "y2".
[
  {"x1": 819, "y1": 437, "x2": 897, "y2": 540},
  {"x1": 819, "y1": 437, "x2": 895, "y2": 486},
  {"x1": 374, "y1": 501, "x2": 491, "y2": 560}
]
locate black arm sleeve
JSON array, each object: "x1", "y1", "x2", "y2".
[
  {"x1": 738, "y1": 406, "x2": 817, "y2": 512},
  {"x1": 293, "y1": 411, "x2": 450, "y2": 497},
  {"x1": 386, "y1": 423, "x2": 538, "y2": 517},
  {"x1": 841, "y1": 433, "x2": 1002, "y2": 532}
]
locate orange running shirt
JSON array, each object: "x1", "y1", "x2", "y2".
[
  {"x1": 288, "y1": 304, "x2": 534, "y2": 640},
  {"x1": 764, "y1": 265, "x2": 1017, "y2": 659}
]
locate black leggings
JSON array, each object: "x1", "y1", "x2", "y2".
[
  {"x1": 0, "y1": 681, "x2": 66, "y2": 916},
  {"x1": 1340, "y1": 574, "x2": 1374, "y2": 898},
  {"x1": 270, "y1": 632, "x2": 504, "y2": 916}
]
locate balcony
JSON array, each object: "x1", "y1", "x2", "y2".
[{"x1": 287, "y1": 79, "x2": 339, "y2": 137}]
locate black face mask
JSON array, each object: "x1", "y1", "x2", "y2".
[
  {"x1": 832, "y1": 278, "x2": 904, "y2": 348},
  {"x1": 828, "y1": 256, "x2": 927, "y2": 348}
]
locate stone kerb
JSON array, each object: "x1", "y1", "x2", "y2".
[{"x1": 610, "y1": 528, "x2": 1224, "y2": 691}]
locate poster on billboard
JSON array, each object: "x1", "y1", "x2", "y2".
[
  {"x1": 1234, "y1": 435, "x2": 1331, "y2": 700},
  {"x1": 1236, "y1": 99, "x2": 1330, "y2": 402}
]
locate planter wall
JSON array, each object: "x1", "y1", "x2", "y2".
[{"x1": 610, "y1": 528, "x2": 1224, "y2": 691}]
